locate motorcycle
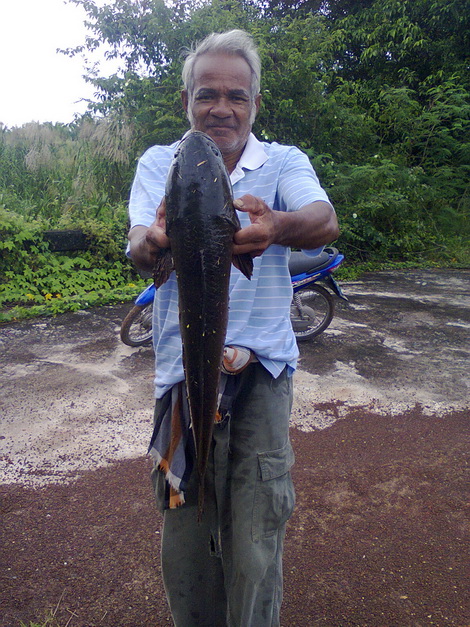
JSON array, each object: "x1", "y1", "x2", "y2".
[
  {"x1": 290, "y1": 246, "x2": 347, "y2": 341},
  {"x1": 120, "y1": 247, "x2": 347, "y2": 347}
]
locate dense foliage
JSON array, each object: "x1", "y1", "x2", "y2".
[
  {"x1": 0, "y1": 205, "x2": 147, "y2": 322},
  {"x1": 1, "y1": 0, "x2": 468, "y2": 319}
]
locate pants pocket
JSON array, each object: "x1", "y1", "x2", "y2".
[{"x1": 252, "y1": 440, "x2": 295, "y2": 542}]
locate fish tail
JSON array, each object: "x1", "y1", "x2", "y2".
[{"x1": 197, "y1": 481, "x2": 205, "y2": 523}]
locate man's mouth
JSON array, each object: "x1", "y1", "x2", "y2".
[{"x1": 207, "y1": 125, "x2": 235, "y2": 131}]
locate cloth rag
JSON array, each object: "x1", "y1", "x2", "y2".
[{"x1": 148, "y1": 346, "x2": 256, "y2": 508}]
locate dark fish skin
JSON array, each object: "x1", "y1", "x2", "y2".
[{"x1": 154, "y1": 131, "x2": 252, "y2": 518}]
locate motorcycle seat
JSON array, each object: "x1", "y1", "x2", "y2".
[{"x1": 289, "y1": 247, "x2": 339, "y2": 277}]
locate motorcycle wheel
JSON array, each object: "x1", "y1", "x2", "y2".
[
  {"x1": 120, "y1": 303, "x2": 153, "y2": 347},
  {"x1": 291, "y1": 284, "x2": 334, "y2": 341}
]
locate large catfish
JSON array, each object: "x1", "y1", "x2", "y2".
[{"x1": 153, "y1": 131, "x2": 253, "y2": 519}]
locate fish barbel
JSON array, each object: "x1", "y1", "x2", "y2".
[{"x1": 153, "y1": 131, "x2": 253, "y2": 518}]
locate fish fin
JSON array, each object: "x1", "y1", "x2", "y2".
[
  {"x1": 153, "y1": 248, "x2": 174, "y2": 288},
  {"x1": 232, "y1": 253, "x2": 253, "y2": 281}
]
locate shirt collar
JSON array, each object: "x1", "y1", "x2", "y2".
[{"x1": 230, "y1": 133, "x2": 268, "y2": 185}]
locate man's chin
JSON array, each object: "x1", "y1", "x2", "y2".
[
  {"x1": 208, "y1": 135, "x2": 235, "y2": 152},
  {"x1": 206, "y1": 127, "x2": 233, "y2": 140},
  {"x1": 205, "y1": 129, "x2": 241, "y2": 153}
]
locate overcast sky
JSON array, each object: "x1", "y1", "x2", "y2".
[{"x1": 1, "y1": 0, "x2": 115, "y2": 128}]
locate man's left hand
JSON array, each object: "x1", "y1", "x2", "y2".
[{"x1": 233, "y1": 194, "x2": 279, "y2": 258}]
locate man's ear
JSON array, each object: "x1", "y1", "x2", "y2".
[{"x1": 181, "y1": 90, "x2": 189, "y2": 113}]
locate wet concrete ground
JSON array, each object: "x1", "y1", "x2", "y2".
[
  {"x1": 1, "y1": 268, "x2": 468, "y2": 486},
  {"x1": 1, "y1": 268, "x2": 469, "y2": 626},
  {"x1": 291, "y1": 269, "x2": 469, "y2": 431}
]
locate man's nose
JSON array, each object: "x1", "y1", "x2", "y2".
[{"x1": 210, "y1": 97, "x2": 232, "y2": 117}]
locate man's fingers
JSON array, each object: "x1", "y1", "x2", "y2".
[
  {"x1": 233, "y1": 244, "x2": 263, "y2": 258},
  {"x1": 233, "y1": 194, "x2": 266, "y2": 216},
  {"x1": 146, "y1": 222, "x2": 170, "y2": 250},
  {"x1": 232, "y1": 194, "x2": 277, "y2": 258},
  {"x1": 233, "y1": 224, "x2": 265, "y2": 245}
]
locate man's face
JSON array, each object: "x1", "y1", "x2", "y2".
[{"x1": 182, "y1": 53, "x2": 260, "y2": 163}]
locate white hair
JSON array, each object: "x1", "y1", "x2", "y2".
[{"x1": 182, "y1": 29, "x2": 261, "y2": 100}]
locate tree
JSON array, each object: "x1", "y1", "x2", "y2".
[{"x1": 4, "y1": 0, "x2": 467, "y2": 263}]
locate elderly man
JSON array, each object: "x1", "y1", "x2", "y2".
[{"x1": 128, "y1": 29, "x2": 338, "y2": 627}]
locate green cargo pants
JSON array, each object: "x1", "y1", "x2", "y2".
[{"x1": 151, "y1": 363, "x2": 295, "y2": 627}]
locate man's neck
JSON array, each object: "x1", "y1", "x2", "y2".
[{"x1": 223, "y1": 151, "x2": 243, "y2": 174}]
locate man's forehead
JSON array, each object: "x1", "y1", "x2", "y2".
[{"x1": 192, "y1": 53, "x2": 252, "y2": 84}]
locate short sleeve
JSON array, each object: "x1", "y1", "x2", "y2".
[
  {"x1": 128, "y1": 144, "x2": 176, "y2": 229},
  {"x1": 276, "y1": 147, "x2": 331, "y2": 213}
]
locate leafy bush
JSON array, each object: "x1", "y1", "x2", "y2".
[
  {"x1": 0, "y1": 207, "x2": 147, "y2": 323},
  {"x1": 310, "y1": 154, "x2": 469, "y2": 264}
]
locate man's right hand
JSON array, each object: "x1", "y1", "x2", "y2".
[
  {"x1": 147, "y1": 199, "x2": 170, "y2": 250},
  {"x1": 128, "y1": 199, "x2": 170, "y2": 272}
]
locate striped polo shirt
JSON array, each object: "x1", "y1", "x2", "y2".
[{"x1": 129, "y1": 133, "x2": 331, "y2": 398}]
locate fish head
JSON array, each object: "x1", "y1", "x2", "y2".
[
  {"x1": 165, "y1": 131, "x2": 234, "y2": 224},
  {"x1": 172, "y1": 131, "x2": 227, "y2": 178}
]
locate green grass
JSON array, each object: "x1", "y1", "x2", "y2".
[
  {"x1": 19, "y1": 592, "x2": 75, "y2": 627},
  {"x1": 0, "y1": 281, "x2": 148, "y2": 324}
]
